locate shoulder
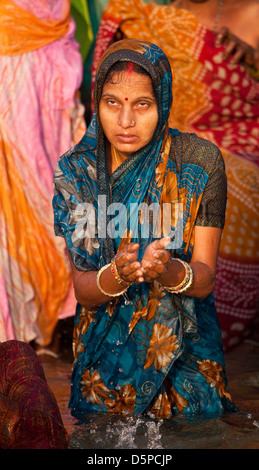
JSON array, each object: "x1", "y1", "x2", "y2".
[
  {"x1": 171, "y1": 131, "x2": 225, "y2": 175},
  {"x1": 55, "y1": 132, "x2": 97, "y2": 182}
]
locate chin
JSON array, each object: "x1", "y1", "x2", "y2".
[{"x1": 115, "y1": 143, "x2": 140, "y2": 155}]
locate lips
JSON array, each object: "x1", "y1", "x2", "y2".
[{"x1": 117, "y1": 134, "x2": 137, "y2": 143}]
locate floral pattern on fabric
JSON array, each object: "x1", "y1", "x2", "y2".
[{"x1": 53, "y1": 38, "x2": 236, "y2": 418}]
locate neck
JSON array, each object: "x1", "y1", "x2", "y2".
[
  {"x1": 176, "y1": 0, "x2": 224, "y2": 32},
  {"x1": 107, "y1": 145, "x2": 129, "y2": 175},
  {"x1": 112, "y1": 146, "x2": 129, "y2": 163}
]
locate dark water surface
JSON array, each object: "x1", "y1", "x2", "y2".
[
  {"x1": 67, "y1": 411, "x2": 259, "y2": 450},
  {"x1": 42, "y1": 339, "x2": 259, "y2": 450}
]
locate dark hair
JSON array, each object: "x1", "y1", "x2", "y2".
[{"x1": 104, "y1": 60, "x2": 153, "y2": 87}]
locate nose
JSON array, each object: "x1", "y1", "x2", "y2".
[{"x1": 118, "y1": 106, "x2": 135, "y2": 128}]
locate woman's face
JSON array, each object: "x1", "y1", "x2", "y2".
[{"x1": 99, "y1": 70, "x2": 158, "y2": 158}]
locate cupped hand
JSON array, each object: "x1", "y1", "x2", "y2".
[
  {"x1": 115, "y1": 243, "x2": 144, "y2": 284},
  {"x1": 141, "y1": 237, "x2": 171, "y2": 282}
]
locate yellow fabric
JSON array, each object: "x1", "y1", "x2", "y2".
[{"x1": 0, "y1": 0, "x2": 70, "y2": 55}]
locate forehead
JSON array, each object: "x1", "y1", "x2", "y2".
[{"x1": 101, "y1": 71, "x2": 155, "y2": 97}]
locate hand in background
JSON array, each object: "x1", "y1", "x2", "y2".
[{"x1": 216, "y1": 26, "x2": 259, "y2": 70}]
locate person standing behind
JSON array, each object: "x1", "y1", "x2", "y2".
[{"x1": 0, "y1": 0, "x2": 86, "y2": 353}]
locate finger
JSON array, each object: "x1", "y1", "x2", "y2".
[
  {"x1": 230, "y1": 46, "x2": 246, "y2": 64},
  {"x1": 126, "y1": 242, "x2": 140, "y2": 252},
  {"x1": 123, "y1": 267, "x2": 144, "y2": 284},
  {"x1": 153, "y1": 249, "x2": 171, "y2": 263},
  {"x1": 151, "y1": 237, "x2": 171, "y2": 251},
  {"x1": 215, "y1": 26, "x2": 229, "y2": 46},
  {"x1": 222, "y1": 39, "x2": 237, "y2": 59},
  {"x1": 254, "y1": 51, "x2": 259, "y2": 69},
  {"x1": 134, "y1": 274, "x2": 144, "y2": 283},
  {"x1": 118, "y1": 242, "x2": 139, "y2": 254},
  {"x1": 244, "y1": 49, "x2": 256, "y2": 67},
  {"x1": 143, "y1": 264, "x2": 164, "y2": 281},
  {"x1": 142, "y1": 260, "x2": 166, "y2": 277},
  {"x1": 142, "y1": 258, "x2": 163, "y2": 270},
  {"x1": 116, "y1": 243, "x2": 139, "y2": 266},
  {"x1": 122, "y1": 261, "x2": 142, "y2": 276}
]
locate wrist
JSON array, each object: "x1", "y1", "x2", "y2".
[
  {"x1": 159, "y1": 258, "x2": 194, "y2": 294},
  {"x1": 158, "y1": 257, "x2": 185, "y2": 286},
  {"x1": 96, "y1": 264, "x2": 129, "y2": 298},
  {"x1": 111, "y1": 256, "x2": 132, "y2": 288}
]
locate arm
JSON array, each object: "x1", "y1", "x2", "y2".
[
  {"x1": 71, "y1": 225, "x2": 222, "y2": 308},
  {"x1": 69, "y1": 242, "x2": 144, "y2": 309},
  {"x1": 139, "y1": 226, "x2": 222, "y2": 299}
]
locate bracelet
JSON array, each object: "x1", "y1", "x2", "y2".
[
  {"x1": 96, "y1": 263, "x2": 129, "y2": 297},
  {"x1": 166, "y1": 266, "x2": 193, "y2": 293},
  {"x1": 163, "y1": 258, "x2": 194, "y2": 294},
  {"x1": 111, "y1": 257, "x2": 132, "y2": 287}
]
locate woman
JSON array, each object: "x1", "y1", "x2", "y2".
[
  {"x1": 91, "y1": 0, "x2": 259, "y2": 352},
  {"x1": 53, "y1": 39, "x2": 236, "y2": 418},
  {"x1": 0, "y1": 340, "x2": 68, "y2": 449},
  {"x1": 0, "y1": 0, "x2": 85, "y2": 351}
]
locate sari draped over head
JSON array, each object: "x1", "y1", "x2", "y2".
[
  {"x1": 92, "y1": 0, "x2": 259, "y2": 352},
  {"x1": 53, "y1": 38, "x2": 236, "y2": 418},
  {"x1": 0, "y1": 0, "x2": 86, "y2": 346}
]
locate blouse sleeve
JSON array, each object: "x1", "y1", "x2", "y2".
[{"x1": 195, "y1": 147, "x2": 227, "y2": 229}]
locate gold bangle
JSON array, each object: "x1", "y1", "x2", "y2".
[
  {"x1": 163, "y1": 258, "x2": 193, "y2": 294},
  {"x1": 165, "y1": 267, "x2": 193, "y2": 293},
  {"x1": 96, "y1": 263, "x2": 129, "y2": 297}
]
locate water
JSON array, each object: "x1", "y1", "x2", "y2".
[
  {"x1": 41, "y1": 332, "x2": 259, "y2": 450},
  {"x1": 68, "y1": 411, "x2": 259, "y2": 449}
]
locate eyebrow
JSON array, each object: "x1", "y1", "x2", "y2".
[{"x1": 101, "y1": 93, "x2": 156, "y2": 102}]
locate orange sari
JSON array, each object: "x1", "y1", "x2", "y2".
[
  {"x1": 0, "y1": 0, "x2": 85, "y2": 346},
  {"x1": 0, "y1": 0, "x2": 70, "y2": 55}
]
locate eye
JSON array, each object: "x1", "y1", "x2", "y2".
[
  {"x1": 137, "y1": 102, "x2": 149, "y2": 108},
  {"x1": 106, "y1": 98, "x2": 119, "y2": 107},
  {"x1": 135, "y1": 100, "x2": 155, "y2": 110}
]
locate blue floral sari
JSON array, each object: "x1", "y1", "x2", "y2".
[{"x1": 53, "y1": 39, "x2": 236, "y2": 418}]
